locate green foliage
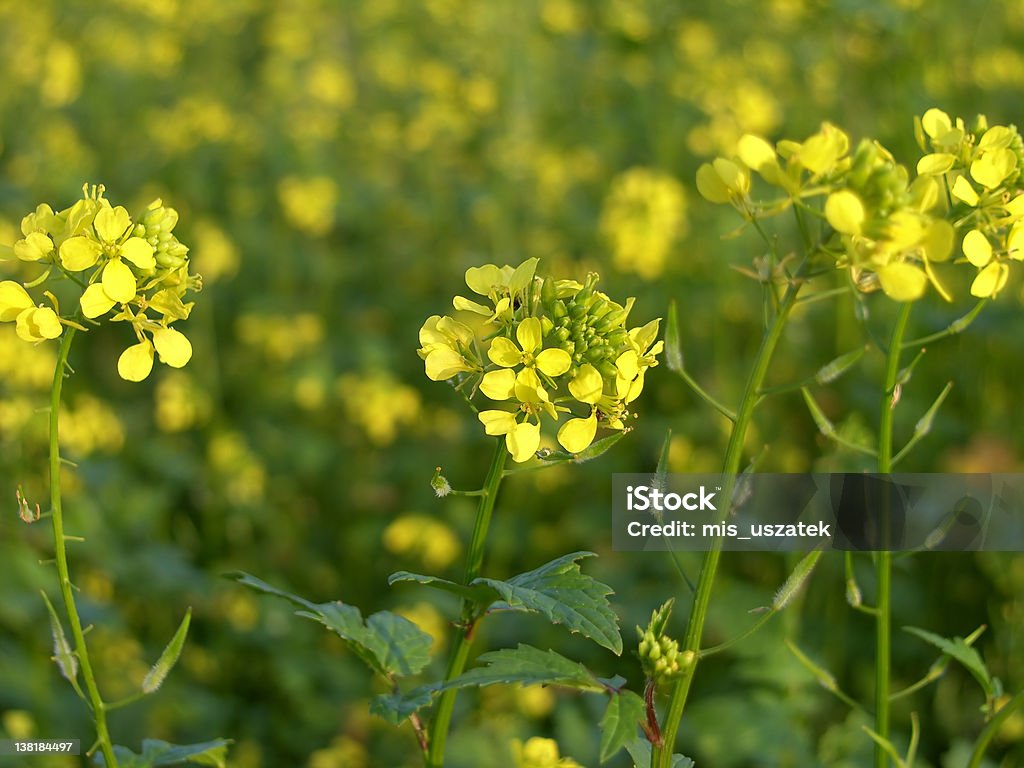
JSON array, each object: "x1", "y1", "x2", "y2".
[
  {"x1": 95, "y1": 739, "x2": 231, "y2": 768},
  {"x1": 230, "y1": 573, "x2": 432, "y2": 678}
]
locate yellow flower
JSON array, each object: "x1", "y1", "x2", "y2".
[
  {"x1": 513, "y1": 737, "x2": 584, "y2": 768},
  {"x1": 417, "y1": 315, "x2": 479, "y2": 381}
]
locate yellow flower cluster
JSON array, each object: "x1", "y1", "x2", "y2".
[
  {"x1": 696, "y1": 109, "x2": 1024, "y2": 302},
  {"x1": 1, "y1": 184, "x2": 201, "y2": 381},
  {"x1": 418, "y1": 259, "x2": 661, "y2": 462}
]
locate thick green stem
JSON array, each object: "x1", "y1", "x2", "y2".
[
  {"x1": 48, "y1": 329, "x2": 118, "y2": 768},
  {"x1": 873, "y1": 302, "x2": 911, "y2": 768},
  {"x1": 653, "y1": 273, "x2": 805, "y2": 767},
  {"x1": 426, "y1": 440, "x2": 507, "y2": 768}
]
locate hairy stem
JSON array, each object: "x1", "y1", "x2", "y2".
[
  {"x1": 426, "y1": 439, "x2": 507, "y2": 768},
  {"x1": 48, "y1": 329, "x2": 118, "y2": 768},
  {"x1": 653, "y1": 270, "x2": 806, "y2": 767},
  {"x1": 874, "y1": 301, "x2": 912, "y2": 767}
]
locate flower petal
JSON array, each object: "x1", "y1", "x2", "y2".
[
  {"x1": 118, "y1": 341, "x2": 155, "y2": 382},
  {"x1": 16, "y1": 307, "x2": 62, "y2": 342},
  {"x1": 101, "y1": 258, "x2": 137, "y2": 304},
  {"x1": 95, "y1": 205, "x2": 131, "y2": 243},
  {"x1": 425, "y1": 347, "x2": 472, "y2": 381},
  {"x1": 616, "y1": 349, "x2": 640, "y2": 380},
  {"x1": 506, "y1": 421, "x2": 540, "y2": 463},
  {"x1": 568, "y1": 364, "x2": 603, "y2": 405},
  {"x1": 950, "y1": 176, "x2": 979, "y2": 207},
  {"x1": 79, "y1": 283, "x2": 117, "y2": 319},
  {"x1": 0, "y1": 281, "x2": 34, "y2": 321},
  {"x1": 120, "y1": 237, "x2": 156, "y2": 270},
  {"x1": 516, "y1": 317, "x2": 542, "y2": 353},
  {"x1": 963, "y1": 230, "x2": 993, "y2": 267},
  {"x1": 59, "y1": 236, "x2": 102, "y2": 271},
  {"x1": 514, "y1": 367, "x2": 548, "y2": 403},
  {"x1": 465, "y1": 264, "x2": 505, "y2": 296},
  {"x1": 557, "y1": 413, "x2": 597, "y2": 454},
  {"x1": 535, "y1": 348, "x2": 571, "y2": 376},
  {"x1": 877, "y1": 262, "x2": 927, "y2": 302},
  {"x1": 478, "y1": 410, "x2": 517, "y2": 436},
  {"x1": 488, "y1": 337, "x2": 523, "y2": 367},
  {"x1": 153, "y1": 327, "x2": 193, "y2": 368},
  {"x1": 453, "y1": 295, "x2": 492, "y2": 315},
  {"x1": 971, "y1": 262, "x2": 1010, "y2": 298},
  {"x1": 480, "y1": 368, "x2": 516, "y2": 400},
  {"x1": 824, "y1": 190, "x2": 865, "y2": 235},
  {"x1": 14, "y1": 232, "x2": 54, "y2": 262}
]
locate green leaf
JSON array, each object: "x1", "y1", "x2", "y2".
[
  {"x1": 300, "y1": 604, "x2": 432, "y2": 677},
  {"x1": 143, "y1": 609, "x2": 191, "y2": 694},
  {"x1": 439, "y1": 644, "x2": 605, "y2": 693},
  {"x1": 95, "y1": 739, "x2": 231, "y2": 768},
  {"x1": 230, "y1": 572, "x2": 431, "y2": 677},
  {"x1": 473, "y1": 552, "x2": 622, "y2": 654},
  {"x1": 388, "y1": 571, "x2": 493, "y2": 604},
  {"x1": 624, "y1": 738, "x2": 694, "y2": 768},
  {"x1": 538, "y1": 430, "x2": 627, "y2": 464},
  {"x1": 665, "y1": 300, "x2": 684, "y2": 372},
  {"x1": 40, "y1": 590, "x2": 77, "y2": 683},
  {"x1": 599, "y1": 690, "x2": 645, "y2": 762},
  {"x1": 227, "y1": 571, "x2": 318, "y2": 611},
  {"x1": 904, "y1": 626, "x2": 993, "y2": 697},
  {"x1": 371, "y1": 686, "x2": 436, "y2": 725}
]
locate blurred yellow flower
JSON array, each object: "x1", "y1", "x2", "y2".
[
  {"x1": 513, "y1": 737, "x2": 584, "y2": 768},
  {"x1": 337, "y1": 371, "x2": 421, "y2": 445},
  {"x1": 383, "y1": 514, "x2": 461, "y2": 570},
  {"x1": 600, "y1": 168, "x2": 687, "y2": 279},
  {"x1": 278, "y1": 176, "x2": 338, "y2": 236}
]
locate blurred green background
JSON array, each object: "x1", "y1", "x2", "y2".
[{"x1": 1, "y1": 0, "x2": 1023, "y2": 765}]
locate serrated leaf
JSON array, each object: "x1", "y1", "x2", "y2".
[
  {"x1": 473, "y1": 552, "x2": 622, "y2": 654},
  {"x1": 40, "y1": 591, "x2": 77, "y2": 683},
  {"x1": 300, "y1": 604, "x2": 432, "y2": 677},
  {"x1": 143, "y1": 609, "x2": 191, "y2": 694},
  {"x1": 599, "y1": 691, "x2": 645, "y2": 762},
  {"x1": 665, "y1": 301, "x2": 684, "y2": 372},
  {"x1": 370, "y1": 686, "x2": 436, "y2": 725},
  {"x1": 538, "y1": 430, "x2": 627, "y2": 464},
  {"x1": 904, "y1": 626, "x2": 993, "y2": 697},
  {"x1": 439, "y1": 644, "x2": 605, "y2": 693},
  {"x1": 231, "y1": 572, "x2": 431, "y2": 677},
  {"x1": 95, "y1": 739, "x2": 231, "y2": 768},
  {"x1": 388, "y1": 571, "x2": 493, "y2": 604},
  {"x1": 624, "y1": 738, "x2": 694, "y2": 768}
]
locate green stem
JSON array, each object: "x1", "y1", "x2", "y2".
[
  {"x1": 653, "y1": 271, "x2": 806, "y2": 768},
  {"x1": 48, "y1": 329, "x2": 118, "y2": 768},
  {"x1": 426, "y1": 439, "x2": 507, "y2": 768},
  {"x1": 874, "y1": 301, "x2": 912, "y2": 768},
  {"x1": 968, "y1": 689, "x2": 1024, "y2": 768}
]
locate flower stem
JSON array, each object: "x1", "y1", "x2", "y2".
[
  {"x1": 48, "y1": 329, "x2": 118, "y2": 768},
  {"x1": 426, "y1": 439, "x2": 507, "y2": 768},
  {"x1": 874, "y1": 301, "x2": 911, "y2": 768},
  {"x1": 653, "y1": 271, "x2": 806, "y2": 767}
]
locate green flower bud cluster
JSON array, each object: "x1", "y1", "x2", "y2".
[
  {"x1": 541, "y1": 272, "x2": 633, "y2": 381},
  {"x1": 696, "y1": 109, "x2": 1024, "y2": 303},
  {"x1": 417, "y1": 258, "x2": 662, "y2": 463},
  {"x1": 0, "y1": 183, "x2": 202, "y2": 381},
  {"x1": 635, "y1": 599, "x2": 693, "y2": 682}
]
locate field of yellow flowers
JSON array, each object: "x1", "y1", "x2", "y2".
[{"x1": 2, "y1": 1, "x2": 1023, "y2": 766}]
